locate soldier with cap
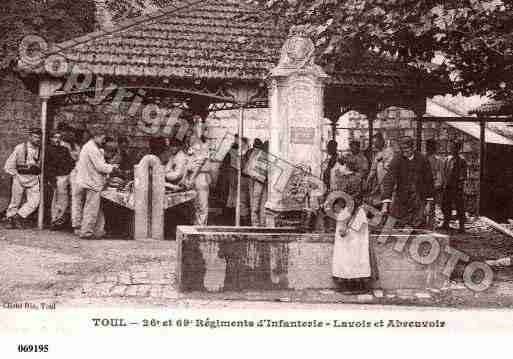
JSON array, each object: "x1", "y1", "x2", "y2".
[
  {"x1": 382, "y1": 136, "x2": 435, "y2": 227},
  {"x1": 4, "y1": 127, "x2": 42, "y2": 229}
]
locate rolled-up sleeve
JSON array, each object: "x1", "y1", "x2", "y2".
[
  {"x1": 90, "y1": 148, "x2": 114, "y2": 174},
  {"x1": 4, "y1": 145, "x2": 19, "y2": 176}
]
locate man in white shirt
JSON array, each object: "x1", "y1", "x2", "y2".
[
  {"x1": 73, "y1": 129, "x2": 119, "y2": 239},
  {"x1": 4, "y1": 128, "x2": 42, "y2": 229},
  {"x1": 186, "y1": 119, "x2": 212, "y2": 226}
]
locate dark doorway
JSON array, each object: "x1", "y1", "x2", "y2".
[{"x1": 481, "y1": 143, "x2": 513, "y2": 221}]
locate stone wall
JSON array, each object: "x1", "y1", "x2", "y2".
[{"x1": 0, "y1": 73, "x2": 41, "y2": 210}]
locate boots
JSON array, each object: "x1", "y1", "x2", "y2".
[
  {"x1": 6, "y1": 214, "x2": 24, "y2": 229},
  {"x1": 5, "y1": 216, "x2": 16, "y2": 229}
]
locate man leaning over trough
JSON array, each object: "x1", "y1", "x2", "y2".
[{"x1": 73, "y1": 128, "x2": 121, "y2": 239}]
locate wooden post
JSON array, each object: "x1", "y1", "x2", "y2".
[
  {"x1": 368, "y1": 112, "x2": 375, "y2": 154},
  {"x1": 225, "y1": 85, "x2": 258, "y2": 227},
  {"x1": 235, "y1": 106, "x2": 244, "y2": 227},
  {"x1": 37, "y1": 97, "x2": 48, "y2": 230},
  {"x1": 415, "y1": 113, "x2": 423, "y2": 152},
  {"x1": 478, "y1": 119, "x2": 486, "y2": 215}
]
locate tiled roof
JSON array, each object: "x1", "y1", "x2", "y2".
[
  {"x1": 471, "y1": 101, "x2": 513, "y2": 116},
  {"x1": 18, "y1": 0, "x2": 441, "y2": 93}
]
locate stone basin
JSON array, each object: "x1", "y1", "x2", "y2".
[{"x1": 176, "y1": 226, "x2": 450, "y2": 293}]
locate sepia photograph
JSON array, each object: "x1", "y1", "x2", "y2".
[{"x1": 0, "y1": 0, "x2": 512, "y2": 355}]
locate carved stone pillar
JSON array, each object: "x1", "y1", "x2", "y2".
[{"x1": 265, "y1": 27, "x2": 329, "y2": 225}]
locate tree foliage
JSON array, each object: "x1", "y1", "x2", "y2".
[
  {"x1": 252, "y1": 0, "x2": 513, "y2": 100},
  {"x1": 0, "y1": 0, "x2": 96, "y2": 71}
]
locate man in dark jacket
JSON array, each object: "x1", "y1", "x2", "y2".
[
  {"x1": 382, "y1": 136, "x2": 434, "y2": 228},
  {"x1": 46, "y1": 131, "x2": 75, "y2": 229},
  {"x1": 441, "y1": 140, "x2": 467, "y2": 233}
]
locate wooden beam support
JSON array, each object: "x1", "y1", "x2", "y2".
[
  {"x1": 478, "y1": 118, "x2": 486, "y2": 215},
  {"x1": 422, "y1": 116, "x2": 513, "y2": 123},
  {"x1": 37, "y1": 80, "x2": 62, "y2": 230},
  {"x1": 415, "y1": 114, "x2": 422, "y2": 152},
  {"x1": 37, "y1": 97, "x2": 48, "y2": 230}
]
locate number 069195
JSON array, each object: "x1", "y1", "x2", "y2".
[{"x1": 17, "y1": 344, "x2": 49, "y2": 353}]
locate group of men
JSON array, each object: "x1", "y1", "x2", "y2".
[
  {"x1": 3, "y1": 122, "x2": 468, "y2": 235},
  {"x1": 321, "y1": 134, "x2": 468, "y2": 232},
  {"x1": 3, "y1": 125, "x2": 133, "y2": 238},
  {"x1": 215, "y1": 136, "x2": 269, "y2": 227}
]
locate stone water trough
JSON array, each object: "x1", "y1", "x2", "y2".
[{"x1": 176, "y1": 226, "x2": 450, "y2": 293}]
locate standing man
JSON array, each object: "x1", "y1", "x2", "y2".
[
  {"x1": 425, "y1": 138, "x2": 444, "y2": 228},
  {"x1": 73, "y1": 129, "x2": 119, "y2": 239},
  {"x1": 382, "y1": 136, "x2": 434, "y2": 228},
  {"x1": 164, "y1": 137, "x2": 191, "y2": 236},
  {"x1": 4, "y1": 128, "x2": 42, "y2": 229},
  {"x1": 186, "y1": 116, "x2": 211, "y2": 226},
  {"x1": 321, "y1": 140, "x2": 339, "y2": 192},
  {"x1": 345, "y1": 140, "x2": 369, "y2": 177},
  {"x1": 46, "y1": 131, "x2": 74, "y2": 229},
  {"x1": 441, "y1": 140, "x2": 467, "y2": 233},
  {"x1": 365, "y1": 133, "x2": 394, "y2": 207},
  {"x1": 246, "y1": 138, "x2": 267, "y2": 227}
]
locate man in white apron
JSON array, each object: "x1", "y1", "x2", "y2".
[{"x1": 4, "y1": 128, "x2": 42, "y2": 229}]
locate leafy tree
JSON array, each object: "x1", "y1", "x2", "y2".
[
  {"x1": 252, "y1": 0, "x2": 513, "y2": 101},
  {"x1": 0, "y1": 0, "x2": 96, "y2": 71}
]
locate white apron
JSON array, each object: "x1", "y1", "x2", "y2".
[{"x1": 332, "y1": 206, "x2": 371, "y2": 279}]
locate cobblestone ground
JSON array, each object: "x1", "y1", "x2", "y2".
[
  {"x1": 77, "y1": 261, "x2": 179, "y2": 300},
  {"x1": 2, "y1": 225, "x2": 513, "y2": 308}
]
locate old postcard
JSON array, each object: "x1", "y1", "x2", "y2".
[{"x1": 1, "y1": 0, "x2": 513, "y2": 356}]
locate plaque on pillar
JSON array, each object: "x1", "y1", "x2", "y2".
[{"x1": 266, "y1": 25, "x2": 329, "y2": 222}]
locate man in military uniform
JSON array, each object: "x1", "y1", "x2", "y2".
[{"x1": 4, "y1": 128, "x2": 42, "y2": 229}]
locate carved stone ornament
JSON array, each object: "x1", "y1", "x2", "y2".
[
  {"x1": 282, "y1": 36, "x2": 314, "y2": 68},
  {"x1": 271, "y1": 25, "x2": 328, "y2": 78}
]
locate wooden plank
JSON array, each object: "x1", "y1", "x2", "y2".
[
  {"x1": 38, "y1": 99, "x2": 48, "y2": 230},
  {"x1": 421, "y1": 116, "x2": 513, "y2": 123},
  {"x1": 480, "y1": 216, "x2": 513, "y2": 240}
]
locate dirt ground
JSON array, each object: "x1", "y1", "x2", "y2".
[{"x1": 1, "y1": 224, "x2": 513, "y2": 309}]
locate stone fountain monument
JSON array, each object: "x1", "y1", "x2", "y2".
[
  {"x1": 176, "y1": 26, "x2": 451, "y2": 293},
  {"x1": 265, "y1": 25, "x2": 329, "y2": 226}
]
